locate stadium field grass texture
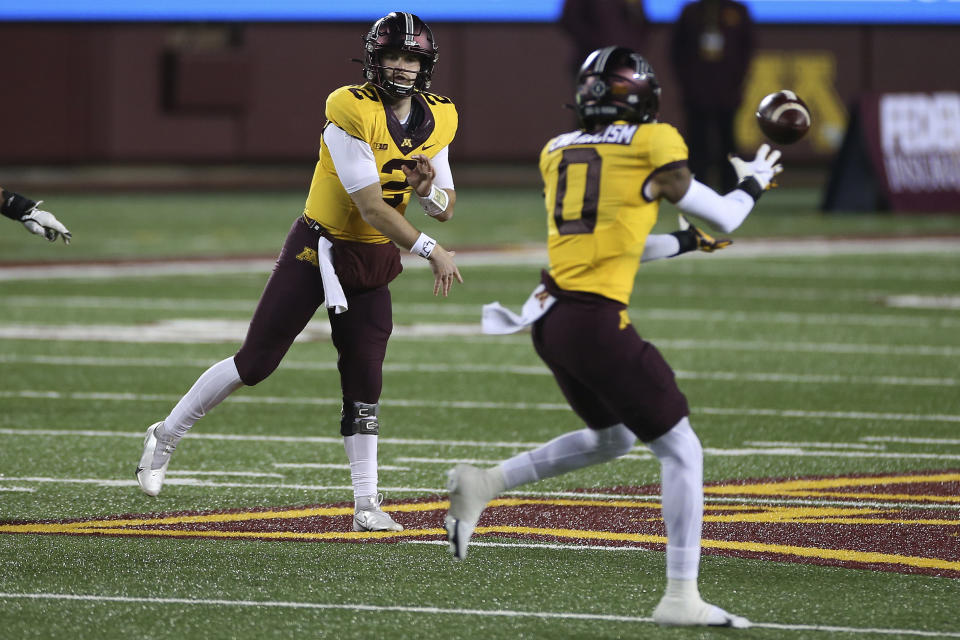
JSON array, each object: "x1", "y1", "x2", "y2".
[{"x1": 1, "y1": 187, "x2": 959, "y2": 639}]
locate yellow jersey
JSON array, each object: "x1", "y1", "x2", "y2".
[
  {"x1": 540, "y1": 121, "x2": 688, "y2": 305},
  {"x1": 304, "y1": 83, "x2": 458, "y2": 243}
]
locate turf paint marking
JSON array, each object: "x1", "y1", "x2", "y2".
[
  {"x1": 745, "y1": 440, "x2": 887, "y2": 450},
  {"x1": 166, "y1": 470, "x2": 285, "y2": 478},
  {"x1": 4, "y1": 322, "x2": 960, "y2": 358},
  {"x1": 2, "y1": 353, "x2": 955, "y2": 388},
  {"x1": 864, "y1": 436, "x2": 960, "y2": 446},
  {"x1": 885, "y1": 295, "x2": 960, "y2": 310},
  {"x1": 2, "y1": 471, "x2": 957, "y2": 579},
  {"x1": 3, "y1": 390, "x2": 959, "y2": 423},
  {"x1": 3, "y1": 323, "x2": 960, "y2": 358},
  {"x1": 7, "y1": 294, "x2": 960, "y2": 328},
  {"x1": 2, "y1": 592, "x2": 959, "y2": 637}
]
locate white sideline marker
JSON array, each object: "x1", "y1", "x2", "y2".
[
  {"x1": 1, "y1": 476, "x2": 957, "y2": 511},
  {"x1": 2, "y1": 353, "x2": 956, "y2": 388},
  {"x1": 272, "y1": 463, "x2": 411, "y2": 471},
  {"x1": 2, "y1": 391, "x2": 959, "y2": 423},
  {"x1": 0, "y1": 592, "x2": 958, "y2": 637}
]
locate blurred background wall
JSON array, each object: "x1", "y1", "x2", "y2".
[{"x1": 1, "y1": 21, "x2": 957, "y2": 184}]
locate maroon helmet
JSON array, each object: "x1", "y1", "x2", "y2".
[
  {"x1": 362, "y1": 12, "x2": 438, "y2": 98},
  {"x1": 575, "y1": 46, "x2": 660, "y2": 130}
]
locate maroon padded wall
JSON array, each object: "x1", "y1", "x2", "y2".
[{"x1": 1, "y1": 22, "x2": 956, "y2": 165}]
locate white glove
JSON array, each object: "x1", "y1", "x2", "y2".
[
  {"x1": 728, "y1": 143, "x2": 783, "y2": 190},
  {"x1": 21, "y1": 203, "x2": 71, "y2": 244}
]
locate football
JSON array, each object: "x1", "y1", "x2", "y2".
[{"x1": 756, "y1": 90, "x2": 812, "y2": 145}]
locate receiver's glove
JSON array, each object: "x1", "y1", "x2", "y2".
[
  {"x1": 728, "y1": 143, "x2": 783, "y2": 200},
  {"x1": 675, "y1": 214, "x2": 732, "y2": 253}
]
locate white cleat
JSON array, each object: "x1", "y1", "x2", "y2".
[
  {"x1": 135, "y1": 422, "x2": 170, "y2": 497},
  {"x1": 444, "y1": 464, "x2": 505, "y2": 560},
  {"x1": 653, "y1": 594, "x2": 751, "y2": 629},
  {"x1": 352, "y1": 493, "x2": 403, "y2": 532}
]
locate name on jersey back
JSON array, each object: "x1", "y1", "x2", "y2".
[{"x1": 548, "y1": 124, "x2": 639, "y2": 152}]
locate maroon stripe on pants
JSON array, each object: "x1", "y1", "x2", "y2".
[{"x1": 532, "y1": 298, "x2": 689, "y2": 442}]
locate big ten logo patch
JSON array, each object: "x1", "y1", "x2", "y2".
[{"x1": 736, "y1": 51, "x2": 847, "y2": 155}]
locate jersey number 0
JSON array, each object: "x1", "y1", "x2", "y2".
[{"x1": 552, "y1": 148, "x2": 602, "y2": 236}]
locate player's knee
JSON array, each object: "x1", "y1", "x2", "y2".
[
  {"x1": 596, "y1": 423, "x2": 638, "y2": 458},
  {"x1": 648, "y1": 417, "x2": 702, "y2": 467},
  {"x1": 340, "y1": 400, "x2": 380, "y2": 436},
  {"x1": 233, "y1": 350, "x2": 281, "y2": 386}
]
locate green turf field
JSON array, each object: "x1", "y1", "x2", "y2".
[{"x1": 1, "y1": 187, "x2": 959, "y2": 639}]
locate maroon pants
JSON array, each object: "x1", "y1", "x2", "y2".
[
  {"x1": 532, "y1": 294, "x2": 689, "y2": 442},
  {"x1": 234, "y1": 217, "x2": 393, "y2": 407}
]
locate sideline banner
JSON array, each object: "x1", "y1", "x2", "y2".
[
  {"x1": 862, "y1": 92, "x2": 960, "y2": 212},
  {"x1": 823, "y1": 91, "x2": 960, "y2": 213}
]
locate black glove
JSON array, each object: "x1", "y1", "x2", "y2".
[{"x1": 671, "y1": 214, "x2": 732, "y2": 254}]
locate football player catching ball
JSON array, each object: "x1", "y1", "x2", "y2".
[{"x1": 445, "y1": 46, "x2": 783, "y2": 628}]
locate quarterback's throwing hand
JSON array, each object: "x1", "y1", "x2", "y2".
[
  {"x1": 402, "y1": 154, "x2": 436, "y2": 197},
  {"x1": 22, "y1": 205, "x2": 72, "y2": 244},
  {"x1": 728, "y1": 143, "x2": 783, "y2": 190}
]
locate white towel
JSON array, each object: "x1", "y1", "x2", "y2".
[
  {"x1": 317, "y1": 236, "x2": 348, "y2": 314},
  {"x1": 481, "y1": 283, "x2": 556, "y2": 334}
]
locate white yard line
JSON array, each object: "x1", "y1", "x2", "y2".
[
  {"x1": 3, "y1": 390, "x2": 957, "y2": 423},
  {"x1": 634, "y1": 308, "x2": 960, "y2": 329},
  {"x1": 6, "y1": 295, "x2": 959, "y2": 328},
  {"x1": 0, "y1": 428, "x2": 547, "y2": 449},
  {"x1": 1, "y1": 476, "x2": 956, "y2": 511},
  {"x1": 702, "y1": 447, "x2": 960, "y2": 460},
  {"x1": 667, "y1": 261, "x2": 960, "y2": 283},
  {"x1": 407, "y1": 539, "x2": 654, "y2": 552},
  {"x1": 395, "y1": 454, "x2": 655, "y2": 466},
  {"x1": 165, "y1": 471, "x2": 285, "y2": 478},
  {"x1": 5, "y1": 322, "x2": 957, "y2": 358},
  {"x1": 2, "y1": 353, "x2": 954, "y2": 387},
  {"x1": 744, "y1": 440, "x2": 887, "y2": 450},
  {"x1": 271, "y1": 463, "x2": 410, "y2": 471},
  {"x1": 885, "y1": 295, "x2": 960, "y2": 310},
  {"x1": 863, "y1": 436, "x2": 960, "y2": 446},
  {"x1": 0, "y1": 477, "x2": 434, "y2": 493},
  {"x1": 0, "y1": 592, "x2": 957, "y2": 637},
  {"x1": 0, "y1": 237, "x2": 957, "y2": 281}
]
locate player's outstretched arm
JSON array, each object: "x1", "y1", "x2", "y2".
[
  {"x1": 350, "y1": 183, "x2": 463, "y2": 296},
  {"x1": 1, "y1": 188, "x2": 72, "y2": 244},
  {"x1": 646, "y1": 147, "x2": 786, "y2": 235}
]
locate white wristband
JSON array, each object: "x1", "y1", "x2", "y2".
[
  {"x1": 410, "y1": 232, "x2": 437, "y2": 259},
  {"x1": 419, "y1": 185, "x2": 449, "y2": 218}
]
